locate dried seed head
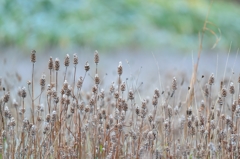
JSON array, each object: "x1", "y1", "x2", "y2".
[
  {"x1": 128, "y1": 89, "x2": 134, "y2": 100},
  {"x1": 73, "y1": 53, "x2": 78, "y2": 65},
  {"x1": 208, "y1": 73, "x2": 214, "y2": 85},
  {"x1": 229, "y1": 82, "x2": 235, "y2": 95},
  {"x1": 21, "y1": 87, "x2": 27, "y2": 98},
  {"x1": 148, "y1": 114, "x2": 153, "y2": 123},
  {"x1": 76, "y1": 76, "x2": 83, "y2": 89},
  {"x1": 152, "y1": 94, "x2": 158, "y2": 106},
  {"x1": 114, "y1": 91, "x2": 119, "y2": 99},
  {"x1": 218, "y1": 97, "x2": 223, "y2": 106},
  {"x1": 120, "y1": 82, "x2": 126, "y2": 92},
  {"x1": 63, "y1": 80, "x2": 68, "y2": 90},
  {"x1": 232, "y1": 100, "x2": 237, "y2": 112},
  {"x1": 221, "y1": 87, "x2": 227, "y2": 97},
  {"x1": 64, "y1": 54, "x2": 70, "y2": 67},
  {"x1": 31, "y1": 50, "x2": 36, "y2": 63},
  {"x1": 31, "y1": 125, "x2": 36, "y2": 136},
  {"x1": 48, "y1": 57, "x2": 54, "y2": 70},
  {"x1": 94, "y1": 50, "x2": 99, "y2": 64},
  {"x1": 85, "y1": 61, "x2": 90, "y2": 72},
  {"x1": 172, "y1": 77, "x2": 177, "y2": 91},
  {"x1": 40, "y1": 74, "x2": 46, "y2": 89},
  {"x1": 110, "y1": 82, "x2": 115, "y2": 94},
  {"x1": 154, "y1": 88, "x2": 160, "y2": 98},
  {"x1": 55, "y1": 58, "x2": 60, "y2": 71},
  {"x1": 118, "y1": 61, "x2": 122, "y2": 76},
  {"x1": 95, "y1": 74, "x2": 100, "y2": 85},
  {"x1": 136, "y1": 106, "x2": 140, "y2": 115},
  {"x1": 3, "y1": 92, "x2": 10, "y2": 103}
]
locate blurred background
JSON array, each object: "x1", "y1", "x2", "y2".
[{"x1": 0, "y1": 0, "x2": 239, "y2": 54}]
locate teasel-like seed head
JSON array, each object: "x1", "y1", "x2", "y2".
[
  {"x1": 85, "y1": 61, "x2": 90, "y2": 72},
  {"x1": 152, "y1": 94, "x2": 158, "y2": 106},
  {"x1": 135, "y1": 106, "x2": 140, "y2": 116},
  {"x1": 186, "y1": 107, "x2": 192, "y2": 116},
  {"x1": 10, "y1": 117, "x2": 16, "y2": 127},
  {"x1": 218, "y1": 96, "x2": 223, "y2": 106},
  {"x1": 208, "y1": 73, "x2": 214, "y2": 85},
  {"x1": 154, "y1": 88, "x2": 160, "y2": 98},
  {"x1": 128, "y1": 89, "x2": 134, "y2": 100},
  {"x1": 148, "y1": 114, "x2": 153, "y2": 123},
  {"x1": 73, "y1": 53, "x2": 78, "y2": 65},
  {"x1": 21, "y1": 87, "x2": 27, "y2": 98},
  {"x1": 48, "y1": 57, "x2": 53, "y2": 70},
  {"x1": 221, "y1": 87, "x2": 227, "y2": 97},
  {"x1": 172, "y1": 77, "x2": 177, "y2": 91},
  {"x1": 94, "y1": 50, "x2": 99, "y2": 64},
  {"x1": 200, "y1": 100, "x2": 205, "y2": 112},
  {"x1": 3, "y1": 92, "x2": 10, "y2": 103},
  {"x1": 117, "y1": 61, "x2": 122, "y2": 76},
  {"x1": 85, "y1": 105, "x2": 90, "y2": 113},
  {"x1": 31, "y1": 125, "x2": 36, "y2": 136},
  {"x1": 54, "y1": 58, "x2": 60, "y2": 71},
  {"x1": 52, "y1": 110, "x2": 57, "y2": 122},
  {"x1": 70, "y1": 106, "x2": 74, "y2": 114},
  {"x1": 76, "y1": 76, "x2": 83, "y2": 89},
  {"x1": 114, "y1": 91, "x2": 119, "y2": 99},
  {"x1": 232, "y1": 100, "x2": 237, "y2": 112},
  {"x1": 229, "y1": 82, "x2": 235, "y2": 95},
  {"x1": 221, "y1": 114, "x2": 225, "y2": 120},
  {"x1": 40, "y1": 74, "x2": 46, "y2": 89},
  {"x1": 204, "y1": 84, "x2": 209, "y2": 97},
  {"x1": 92, "y1": 85, "x2": 97, "y2": 94},
  {"x1": 95, "y1": 74, "x2": 100, "y2": 85},
  {"x1": 46, "y1": 114, "x2": 51, "y2": 123},
  {"x1": 31, "y1": 50, "x2": 36, "y2": 63},
  {"x1": 142, "y1": 99, "x2": 147, "y2": 109},
  {"x1": 168, "y1": 105, "x2": 173, "y2": 118},
  {"x1": 141, "y1": 108, "x2": 147, "y2": 118},
  {"x1": 120, "y1": 81, "x2": 126, "y2": 92},
  {"x1": 110, "y1": 82, "x2": 115, "y2": 94},
  {"x1": 64, "y1": 54, "x2": 70, "y2": 67},
  {"x1": 63, "y1": 80, "x2": 68, "y2": 90}
]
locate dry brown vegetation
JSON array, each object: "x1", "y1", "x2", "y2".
[{"x1": 0, "y1": 48, "x2": 240, "y2": 159}]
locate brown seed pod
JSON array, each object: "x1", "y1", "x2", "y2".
[
  {"x1": 40, "y1": 74, "x2": 46, "y2": 89},
  {"x1": 94, "y1": 50, "x2": 99, "y2": 64},
  {"x1": 85, "y1": 61, "x2": 90, "y2": 72},
  {"x1": 120, "y1": 82, "x2": 126, "y2": 92},
  {"x1": 117, "y1": 61, "x2": 122, "y2": 76},
  {"x1": 95, "y1": 74, "x2": 100, "y2": 85},
  {"x1": 204, "y1": 84, "x2": 209, "y2": 97},
  {"x1": 229, "y1": 82, "x2": 235, "y2": 95},
  {"x1": 31, "y1": 50, "x2": 36, "y2": 63},
  {"x1": 55, "y1": 58, "x2": 60, "y2": 71},
  {"x1": 64, "y1": 54, "x2": 70, "y2": 67},
  {"x1": 221, "y1": 87, "x2": 227, "y2": 97},
  {"x1": 172, "y1": 77, "x2": 177, "y2": 91},
  {"x1": 21, "y1": 87, "x2": 27, "y2": 98},
  {"x1": 48, "y1": 57, "x2": 54, "y2": 70},
  {"x1": 208, "y1": 73, "x2": 214, "y2": 85},
  {"x1": 73, "y1": 53, "x2": 78, "y2": 65},
  {"x1": 77, "y1": 76, "x2": 83, "y2": 89},
  {"x1": 128, "y1": 89, "x2": 134, "y2": 100}
]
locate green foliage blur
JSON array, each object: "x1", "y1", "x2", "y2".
[{"x1": 0, "y1": 0, "x2": 239, "y2": 52}]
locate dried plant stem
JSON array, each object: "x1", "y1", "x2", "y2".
[{"x1": 32, "y1": 63, "x2": 35, "y2": 124}]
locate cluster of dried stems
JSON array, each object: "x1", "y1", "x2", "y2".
[{"x1": 0, "y1": 49, "x2": 240, "y2": 159}]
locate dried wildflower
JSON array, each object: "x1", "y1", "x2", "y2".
[
  {"x1": 152, "y1": 94, "x2": 158, "y2": 106},
  {"x1": 73, "y1": 53, "x2": 78, "y2": 65},
  {"x1": 117, "y1": 61, "x2": 122, "y2": 76},
  {"x1": 95, "y1": 74, "x2": 100, "y2": 85},
  {"x1": 218, "y1": 96, "x2": 223, "y2": 106},
  {"x1": 229, "y1": 82, "x2": 235, "y2": 95},
  {"x1": 94, "y1": 50, "x2": 99, "y2": 64},
  {"x1": 77, "y1": 76, "x2": 83, "y2": 89},
  {"x1": 31, "y1": 50, "x2": 36, "y2": 63},
  {"x1": 120, "y1": 82, "x2": 126, "y2": 92},
  {"x1": 154, "y1": 88, "x2": 160, "y2": 98},
  {"x1": 172, "y1": 77, "x2": 177, "y2": 91},
  {"x1": 3, "y1": 92, "x2": 10, "y2": 103},
  {"x1": 128, "y1": 89, "x2": 134, "y2": 100},
  {"x1": 221, "y1": 87, "x2": 227, "y2": 97},
  {"x1": 85, "y1": 61, "x2": 90, "y2": 72},
  {"x1": 110, "y1": 82, "x2": 115, "y2": 94},
  {"x1": 208, "y1": 73, "x2": 214, "y2": 85},
  {"x1": 48, "y1": 57, "x2": 54, "y2": 70},
  {"x1": 21, "y1": 87, "x2": 27, "y2": 98},
  {"x1": 40, "y1": 74, "x2": 46, "y2": 89},
  {"x1": 55, "y1": 58, "x2": 60, "y2": 71},
  {"x1": 64, "y1": 54, "x2": 70, "y2": 67}
]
